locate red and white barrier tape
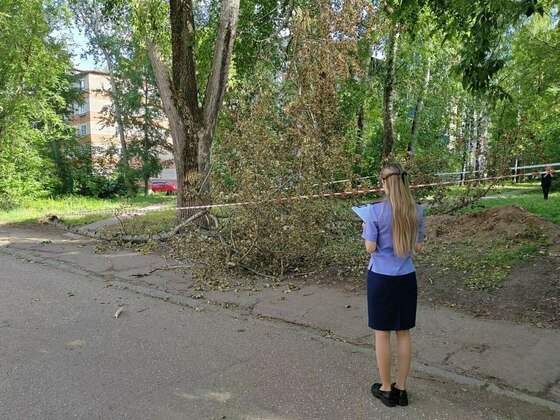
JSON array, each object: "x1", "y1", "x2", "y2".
[
  {"x1": 321, "y1": 162, "x2": 560, "y2": 185},
  {"x1": 52, "y1": 169, "x2": 555, "y2": 217}
]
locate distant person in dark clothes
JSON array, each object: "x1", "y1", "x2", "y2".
[
  {"x1": 541, "y1": 166, "x2": 553, "y2": 200},
  {"x1": 362, "y1": 162, "x2": 424, "y2": 408}
]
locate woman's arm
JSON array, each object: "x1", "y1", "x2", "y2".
[
  {"x1": 415, "y1": 243, "x2": 423, "y2": 254},
  {"x1": 365, "y1": 240, "x2": 377, "y2": 254}
]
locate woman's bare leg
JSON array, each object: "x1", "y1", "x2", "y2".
[
  {"x1": 395, "y1": 329, "x2": 412, "y2": 390},
  {"x1": 374, "y1": 330, "x2": 392, "y2": 391}
]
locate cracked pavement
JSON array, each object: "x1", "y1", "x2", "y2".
[{"x1": 1, "y1": 222, "x2": 559, "y2": 417}]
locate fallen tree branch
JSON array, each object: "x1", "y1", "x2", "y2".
[
  {"x1": 238, "y1": 263, "x2": 278, "y2": 280},
  {"x1": 440, "y1": 179, "x2": 500, "y2": 215},
  {"x1": 42, "y1": 211, "x2": 208, "y2": 243},
  {"x1": 130, "y1": 265, "x2": 192, "y2": 278}
]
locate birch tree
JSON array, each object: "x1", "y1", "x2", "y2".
[
  {"x1": 69, "y1": 0, "x2": 132, "y2": 189},
  {"x1": 381, "y1": 25, "x2": 399, "y2": 162}
]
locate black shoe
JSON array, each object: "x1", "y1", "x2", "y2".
[
  {"x1": 391, "y1": 382, "x2": 409, "y2": 406},
  {"x1": 371, "y1": 383, "x2": 396, "y2": 407}
]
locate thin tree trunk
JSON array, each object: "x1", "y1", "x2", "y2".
[
  {"x1": 474, "y1": 112, "x2": 481, "y2": 175},
  {"x1": 103, "y1": 53, "x2": 128, "y2": 172},
  {"x1": 50, "y1": 140, "x2": 72, "y2": 193},
  {"x1": 478, "y1": 110, "x2": 489, "y2": 175},
  {"x1": 356, "y1": 105, "x2": 365, "y2": 155},
  {"x1": 408, "y1": 57, "x2": 431, "y2": 162},
  {"x1": 472, "y1": 109, "x2": 479, "y2": 175},
  {"x1": 143, "y1": 75, "x2": 150, "y2": 197},
  {"x1": 460, "y1": 110, "x2": 471, "y2": 184},
  {"x1": 449, "y1": 99, "x2": 458, "y2": 149},
  {"x1": 381, "y1": 26, "x2": 399, "y2": 162},
  {"x1": 73, "y1": 4, "x2": 130, "y2": 187}
]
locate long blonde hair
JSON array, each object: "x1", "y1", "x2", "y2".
[{"x1": 381, "y1": 163, "x2": 419, "y2": 257}]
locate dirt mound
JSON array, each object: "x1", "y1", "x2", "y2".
[
  {"x1": 417, "y1": 205, "x2": 560, "y2": 328},
  {"x1": 426, "y1": 205, "x2": 560, "y2": 247}
]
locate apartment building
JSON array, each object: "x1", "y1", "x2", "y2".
[
  {"x1": 69, "y1": 71, "x2": 117, "y2": 147},
  {"x1": 68, "y1": 70, "x2": 176, "y2": 182}
]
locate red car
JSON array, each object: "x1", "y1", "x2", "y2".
[{"x1": 151, "y1": 181, "x2": 177, "y2": 195}]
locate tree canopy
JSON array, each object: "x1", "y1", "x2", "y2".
[
  {"x1": 0, "y1": 0, "x2": 558, "y2": 213},
  {"x1": 0, "y1": 0, "x2": 76, "y2": 208}
]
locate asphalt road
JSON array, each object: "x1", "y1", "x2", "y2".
[{"x1": 0, "y1": 253, "x2": 555, "y2": 420}]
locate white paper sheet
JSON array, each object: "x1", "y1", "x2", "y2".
[{"x1": 351, "y1": 205, "x2": 370, "y2": 222}]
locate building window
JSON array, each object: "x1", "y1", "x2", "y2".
[
  {"x1": 77, "y1": 104, "x2": 86, "y2": 115},
  {"x1": 78, "y1": 124, "x2": 87, "y2": 136},
  {"x1": 79, "y1": 79, "x2": 85, "y2": 90}
]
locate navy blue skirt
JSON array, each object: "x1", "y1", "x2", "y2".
[{"x1": 367, "y1": 270, "x2": 417, "y2": 331}]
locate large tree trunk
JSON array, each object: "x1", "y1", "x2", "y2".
[
  {"x1": 146, "y1": 39, "x2": 195, "y2": 221},
  {"x1": 146, "y1": 0, "x2": 240, "y2": 224},
  {"x1": 381, "y1": 26, "x2": 399, "y2": 162}
]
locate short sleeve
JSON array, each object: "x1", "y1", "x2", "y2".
[
  {"x1": 417, "y1": 204, "x2": 424, "y2": 243},
  {"x1": 361, "y1": 205, "x2": 378, "y2": 243}
]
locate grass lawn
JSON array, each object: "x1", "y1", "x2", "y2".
[
  {"x1": 103, "y1": 209, "x2": 177, "y2": 235},
  {"x1": 0, "y1": 194, "x2": 176, "y2": 225},
  {"x1": 428, "y1": 180, "x2": 539, "y2": 199},
  {"x1": 2, "y1": 181, "x2": 556, "y2": 232}
]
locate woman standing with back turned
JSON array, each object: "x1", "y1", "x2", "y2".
[{"x1": 362, "y1": 162, "x2": 424, "y2": 408}]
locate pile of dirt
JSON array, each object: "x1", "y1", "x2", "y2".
[
  {"x1": 426, "y1": 205, "x2": 559, "y2": 246},
  {"x1": 417, "y1": 205, "x2": 560, "y2": 328}
]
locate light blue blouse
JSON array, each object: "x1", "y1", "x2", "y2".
[{"x1": 361, "y1": 201, "x2": 424, "y2": 276}]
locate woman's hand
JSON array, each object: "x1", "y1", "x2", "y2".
[{"x1": 365, "y1": 240, "x2": 376, "y2": 254}]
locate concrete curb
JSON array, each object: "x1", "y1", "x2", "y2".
[{"x1": 414, "y1": 363, "x2": 560, "y2": 413}]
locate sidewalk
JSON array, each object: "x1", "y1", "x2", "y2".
[{"x1": 1, "y1": 222, "x2": 559, "y2": 413}]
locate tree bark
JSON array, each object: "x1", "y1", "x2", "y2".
[
  {"x1": 103, "y1": 52, "x2": 129, "y2": 175},
  {"x1": 199, "y1": 0, "x2": 240, "y2": 195},
  {"x1": 146, "y1": 39, "x2": 194, "y2": 222},
  {"x1": 472, "y1": 109, "x2": 478, "y2": 175},
  {"x1": 143, "y1": 75, "x2": 150, "y2": 197},
  {"x1": 449, "y1": 99, "x2": 458, "y2": 149},
  {"x1": 381, "y1": 26, "x2": 399, "y2": 162},
  {"x1": 461, "y1": 109, "x2": 474, "y2": 182},
  {"x1": 408, "y1": 57, "x2": 431, "y2": 162},
  {"x1": 146, "y1": 0, "x2": 240, "y2": 224},
  {"x1": 356, "y1": 105, "x2": 365, "y2": 155},
  {"x1": 477, "y1": 110, "x2": 489, "y2": 176}
]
